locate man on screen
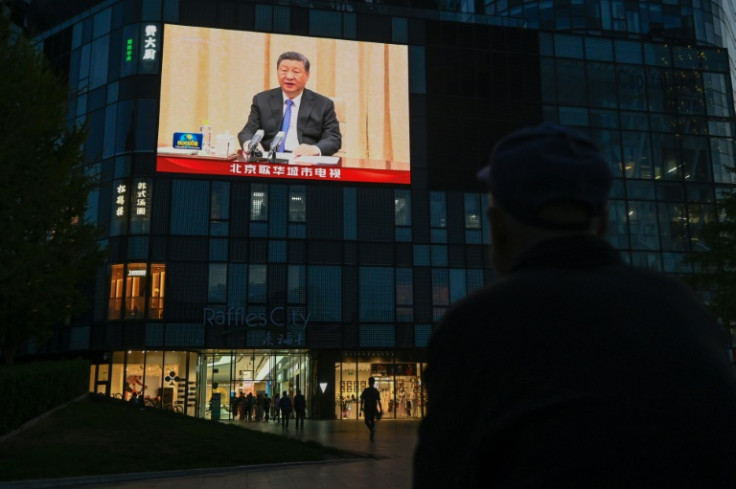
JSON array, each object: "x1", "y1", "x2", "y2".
[{"x1": 238, "y1": 51, "x2": 342, "y2": 157}]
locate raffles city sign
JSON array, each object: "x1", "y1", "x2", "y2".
[{"x1": 203, "y1": 306, "x2": 311, "y2": 346}]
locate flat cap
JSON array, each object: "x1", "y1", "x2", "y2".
[{"x1": 477, "y1": 124, "x2": 613, "y2": 229}]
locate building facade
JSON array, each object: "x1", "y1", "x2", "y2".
[{"x1": 22, "y1": 0, "x2": 736, "y2": 420}]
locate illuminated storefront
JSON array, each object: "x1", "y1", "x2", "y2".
[{"x1": 89, "y1": 349, "x2": 426, "y2": 420}]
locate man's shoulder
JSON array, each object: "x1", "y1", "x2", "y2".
[
  {"x1": 302, "y1": 88, "x2": 334, "y2": 106},
  {"x1": 255, "y1": 87, "x2": 281, "y2": 100}
]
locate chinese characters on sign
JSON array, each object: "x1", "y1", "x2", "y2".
[
  {"x1": 115, "y1": 183, "x2": 126, "y2": 217},
  {"x1": 125, "y1": 38, "x2": 133, "y2": 62},
  {"x1": 228, "y1": 163, "x2": 342, "y2": 180},
  {"x1": 142, "y1": 25, "x2": 158, "y2": 62},
  {"x1": 135, "y1": 181, "x2": 148, "y2": 216}
]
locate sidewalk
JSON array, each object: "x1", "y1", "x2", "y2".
[{"x1": 6, "y1": 418, "x2": 419, "y2": 489}]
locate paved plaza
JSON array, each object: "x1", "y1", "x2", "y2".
[{"x1": 3, "y1": 418, "x2": 420, "y2": 489}]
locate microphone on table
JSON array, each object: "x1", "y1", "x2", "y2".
[
  {"x1": 268, "y1": 131, "x2": 286, "y2": 163},
  {"x1": 246, "y1": 129, "x2": 264, "y2": 161}
]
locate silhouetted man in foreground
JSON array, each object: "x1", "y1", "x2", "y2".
[{"x1": 413, "y1": 123, "x2": 736, "y2": 488}]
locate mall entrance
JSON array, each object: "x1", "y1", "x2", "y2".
[
  {"x1": 334, "y1": 352, "x2": 425, "y2": 420},
  {"x1": 201, "y1": 349, "x2": 311, "y2": 420}
]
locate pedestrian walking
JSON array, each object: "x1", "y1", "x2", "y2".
[
  {"x1": 294, "y1": 388, "x2": 306, "y2": 429},
  {"x1": 280, "y1": 391, "x2": 293, "y2": 429},
  {"x1": 360, "y1": 376, "x2": 383, "y2": 441}
]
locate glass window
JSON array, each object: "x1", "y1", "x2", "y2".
[
  {"x1": 681, "y1": 135, "x2": 711, "y2": 182},
  {"x1": 78, "y1": 42, "x2": 90, "y2": 88},
  {"x1": 614, "y1": 40, "x2": 642, "y2": 64},
  {"x1": 125, "y1": 263, "x2": 147, "y2": 319},
  {"x1": 688, "y1": 203, "x2": 715, "y2": 252},
  {"x1": 607, "y1": 200, "x2": 629, "y2": 249},
  {"x1": 626, "y1": 180, "x2": 655, "y2": 200},
  {"x1": 589, "y1": 109, "x2": 619, "y2": 128},
  {"x1": 540, "y1": 58, "x2": 557, "y2": 104},
  {"x1": 395, "y1": 189, "x2": 411, "y2": 226},
  {"x1": 662, "y1": 253, "x2": 690, "y2": 273},
  {"x1": 288, "y1": 265, "x2": 306, "y2": 304},
  {"x1": 309, "y1": 9, "x2": 342, "y2": 38},
  {"x1": 92, "y1": 7, "x2": 112, "y2": 38},
  {"x1": 464, "y1": 193, "x2": 482, "y2": 229},
  {"x1": 396, "y1": 268, "x2": 413, "y2": 306},
  {"x1": 672, "y1": 46, "x2": 702, "y2": 69},
  {"x1": 658, "y1": 202, "x2": 687, "y2": 251},
  {"x1": 620, "y1": 112, "x2": 648, "y2": 131},
  {"x1": 672, "y1": 70, "x2": 705, "y2": 115},
  {"x1": 711, "y1": 138, "x2": 736, "y2": 184},
  {"x1": 631, "y1": 251, "x2": 662, "y2": 271},
  {"x1": 228, "y1": 264, "x2": 247, "y2": 308},
  {"x1": 269, "y1": 184, "x2": 287, "y2": 239},
  {"x1": 103, "y1": 104, "x2": 117, "y2": 159},
  {"x1": 429, "y1": 192, "x2": 446, "y2": 228},
  {"x1": 251, "y1": 184, "x2": 268, "y2": 221},
  {"x1": 269, "y1": 240, "x2": 286, "y2": 263},
  {"x1": 590, "y1": 129, "x2": 623, "y2": 178},
  {"x1": 556, "y1": 59, "x2": 587, "y2": 106},
  {"x1": 108, "y1": 264, "x2": 124, "y2": 320},
  {"x1": 643, "y1": 44, "x2": 671, "y2": 67},
  {"x1": 704, "y1": 73, "x2": 732, "y2": 117},
  {"x1": 72, "y1": 22, "x2": 83, "y2": 49},
  {"x1": 89, "y1": 35, "x2": 109, "y2": 89},
  {"x1": 208, "y1": 264, "x2": 227, "y2": 303},
  {"x1": 554, "y1": 34, "x2": 584, "y2": 58},
  {"x1": 134, "y1": 99, "x2": 158, "y2": 151},
  {"x1": 209, "y1": 238, "x2": 227, "y2": 261},
  {"x1": 360, "y1": 267, "x2": 395, "y2": 322},
  {"x1": 645, "y1": 67, "x2": 667, "y2": 112},
  {"x1": 248, "y1": 265, "x2": 267, "y2": 303},
  {"x1": 409, "y1": 46, "x2": 426, "y2": 95},
  {"x1": 587, "y1": 62, "x2": 618, "y2": 108},
  {"x1": 308, "y1": 266, "x2": 341, "y2": 321},
  {"x1": 449, "y1": 269, "x2": 467, "y2": 304},
  {"x1": 149, "y1": 264, "x2": 165, "y2": 320},
  {"x1": 559, "y1": 107, "x2": 590, "y2": 126},
  {"x1": 651, "y1": 133, "x2": 682, "y2": 180},
  {"x1": 628, "y1": 201, "x2": 660, "y2": 250},
  {"x1": 211, "y1": 182, "x2": 230, "y2": 220},
  {"x1": 413, "y1": 245, "x2": 430, "y2": 266},
  {"x1": 415, "y1": 325, "x2": 432, "y2": 348},
  {"x1": 622, "y1": 132, "x2": 652, "y2": 179},
  {"x1": 127, "y1": 237, "x2": 149, "y2": 260},
  {"x1": 432, "y1": 269, "x2": 449, "y2": 306},
  {"x1": 649, "y1": 113, "x2": 677, "y2": 132},
  {"x1": 431, "y1": 245, "x2": 448, "y2": 266},
  {"x1": 616, "y1": 65, "x2": 646, "y2": 110},
  {"x1": 289, "y1": 185, "x2": 306, "y2": 222},
  {"x1": 585, "y1": 37, "x2": 614, "y2": 61},
  {"x1": 171, "y1": 180, "x2": 209, "y2": 235},
  {"x1": 467, "y1": 269, "x2": 484, "y2": 294},
  {"x1": 708, "y1": 120, "x2": 734, "y2": 138}
]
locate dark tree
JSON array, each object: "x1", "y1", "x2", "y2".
[
  {"x1": 685, "y1": 187, "x2": 736, "y2": 341},
  {"x1": 0, "y1": 12, "x2": 104, "y2": 364}
]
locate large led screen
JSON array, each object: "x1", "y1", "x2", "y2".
[{"x1": 156, "y1": 25, "x2": 410, "y2": 185}]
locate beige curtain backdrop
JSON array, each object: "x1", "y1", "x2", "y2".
[{"x1": 158, "y1": 25, "x2": 410, "y2": 163}]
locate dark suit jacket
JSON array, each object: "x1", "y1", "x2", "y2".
[
  {"x1": 413, "y1": 235, "x2": 736, "y2": 488},
  {"x1": 237, "y1": 87, "x2": 342, "y2": 156}
]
